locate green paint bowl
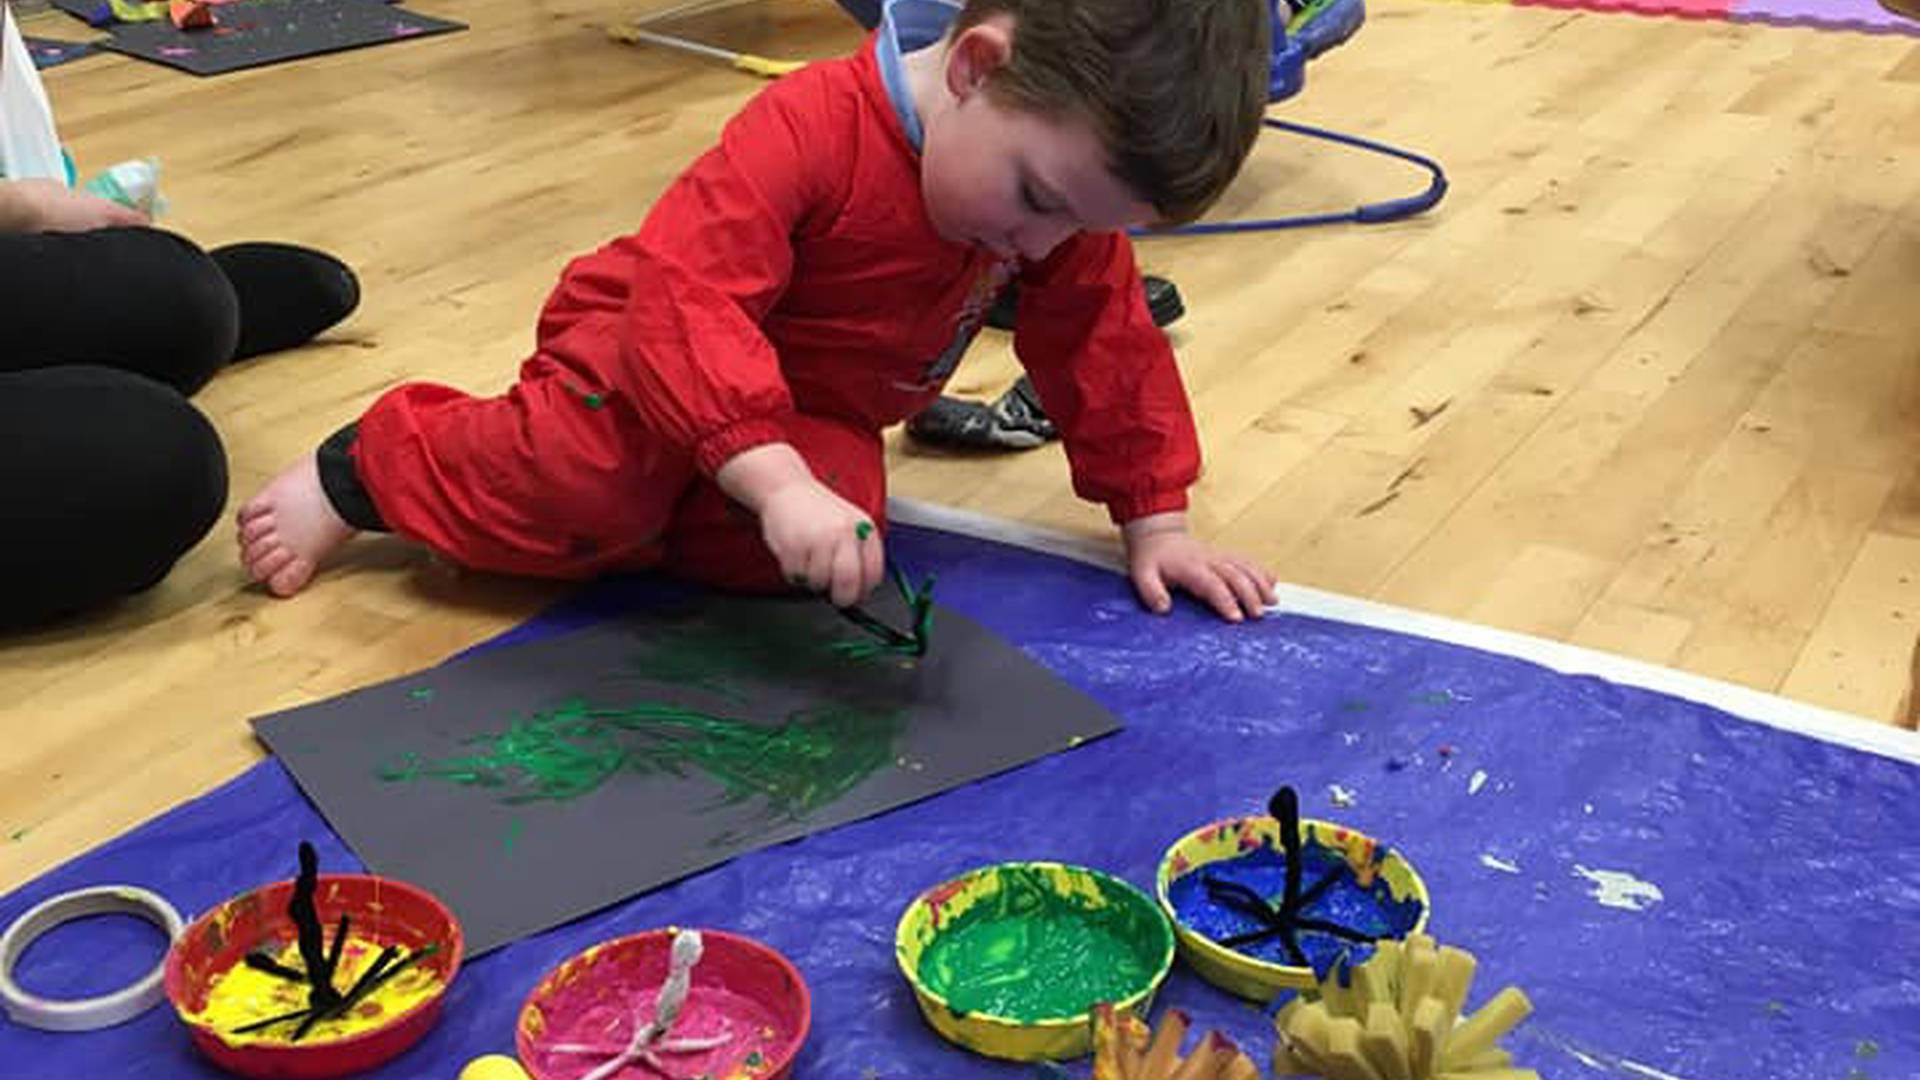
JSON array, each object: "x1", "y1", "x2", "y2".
[{"x1": 894, "y1": 861, "x2": 1174, "y2": 1062}]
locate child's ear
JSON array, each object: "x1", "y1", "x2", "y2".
[{"x1": 945, "y1": 19, "x2": 1013, "y2": 101}]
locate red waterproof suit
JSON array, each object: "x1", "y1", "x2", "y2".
[{"x1": 346, "y1": 37, "x2": 1201, "y2": 592}]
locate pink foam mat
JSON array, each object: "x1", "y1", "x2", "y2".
[
  {"x1": 1734, "y1": 0, "x2": 1920, "y2": 34},
  {"x1": 1509, "y1": 0, "x2": 1920, "y2": 35},
  {"x1": 1511, "y1": 0, "x2": 1734, "y2": 18}
]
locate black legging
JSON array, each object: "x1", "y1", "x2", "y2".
[{"x1": 0, "y1": 227, "x2": 238, "y2": 628}]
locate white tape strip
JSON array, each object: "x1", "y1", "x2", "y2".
[{"x1": 0, "y1": 885, "x2": 185, "y2": 1032}]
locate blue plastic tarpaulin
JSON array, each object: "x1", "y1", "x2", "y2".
[{"x1": 4, "y1": 522, "x2": 1917, "y2": 1079}]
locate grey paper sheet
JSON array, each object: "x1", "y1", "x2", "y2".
[
  {"x1": 253, "y1": 592, "x2": 1121, "y2": 955},
  {"x1": 101, "y1": 0, "x2": 462, "y2": 77}
]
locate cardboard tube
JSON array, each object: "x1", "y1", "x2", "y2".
[
  {"x1": 1435, "y1": 948, "x2": 1478, "y2": 1025},
  {"x1": 1440, "y1": 988, "x2": 1533, "y2": 1070},
  {"x1": 1282, "y1": 1001, "x2": 1333, "y2": 1075},
  {"x1": 1141, "y1": 1009, "x2": 1191, "y2": 1078},
  {"x1": 1322, "y1": 971, "x2": 1357, "y2": 1020},
  {"x1": 1369, "y1": 940, "x2": 1404, "y2": 993},
  {"x1": 1399, "y1": 947, "x2": 1439, "y2": 1018},
  {"x1": 1361, "y1": 1002, "x2": 1414, "y2": 1080},
  {"x1": 1092, "y1": 1004, "x2": 1138, "y2": 1080},
  {"x1": 1326, "y1": 1017, "x2": 1385, "y2": 1080},
  {"x1": 1457, "y1": 1047, "x2": 1513, "y2": 1071},
  {"x1": 1222, "y1": 1049, "x2": 1264, "y2": 1080},
  {"x1": 1167, "y1": 1032, "x2": 1230, "y2": 1080},
  {"x1": 1352, "y1": 954, "x2": 1391, "y2": 1008},
  {"x1": 1409, "y1": 997, "x2": 1446, "y2": 1079}
]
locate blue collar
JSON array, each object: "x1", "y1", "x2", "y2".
[{"x1": 875, "y1": 0, "x2": 959, "y2": 151}]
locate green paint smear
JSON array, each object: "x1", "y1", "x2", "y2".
[
  {"x1": 624, "y1": 612, "x2": 894, "y2": 702},
  {"x1": 1857, "y1": 1040, "x2": 1881, "y2": 1060},
  {"x1": 918, "y1": 866, "x2": 1163, "y2": 1023},
  {"x1": 380, "y1": 699, "x2": 905, "y2": 819}
]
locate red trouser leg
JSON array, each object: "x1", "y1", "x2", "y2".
[{"x1": 352, "y1": 362, "x2": 886, "y2": 590}]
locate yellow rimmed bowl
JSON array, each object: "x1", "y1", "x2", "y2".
[
  {"x1": 894, "y1": 861, "x2": 1174, "y2": 1062},
  {"x1": 1155, "y1": 816, "x2": 1430, "y2": 1001}
]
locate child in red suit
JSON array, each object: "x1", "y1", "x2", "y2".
[{"x1": 239, "y1": 0, "x2": 1279, "y2": 621}]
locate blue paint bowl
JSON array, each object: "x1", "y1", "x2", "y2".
[{"x1": 1154, "y1": 816, "x2": 1430, "y2": 1001}]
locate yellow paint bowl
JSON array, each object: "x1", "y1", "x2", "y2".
[
  {"x1": 894, "y1": 861, "x2": 1173, "y2": 1062},
  {"x1": 163, "y1": 873, "x2": 462, "y2": 1078},
  {"x1": 1155, "y1": 816, "x2": 1430, "y2": 1002}
]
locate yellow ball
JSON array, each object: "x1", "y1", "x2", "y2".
[{"x1": 459, "y1": 1055, "x2": 532, "y2": 1080}]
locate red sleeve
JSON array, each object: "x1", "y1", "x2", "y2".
[
  {"x1": 1011, "y1": 231, "x2": 1202, "y2": 524},
  {"x1": 613, "y1": 71, "x2": 842, "y2": 476}
]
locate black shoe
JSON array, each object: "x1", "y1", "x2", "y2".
[
  {"x1": 904, "y1": 374, "x2": 1056, "y2": 451},
  {"x1": 984, "y1": 274, "x2": 1185, "y2": 332},
  {"x1": 211, "y1": 242, "x2": 361, "y2": 362}
]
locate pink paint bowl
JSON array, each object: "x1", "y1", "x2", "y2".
[
  {"x1": 516, "y1": 929, "x2": 811, "y2": 1080},
  {"x1": 163, "y1": 874, "x2": 463, "y2": 1079}
]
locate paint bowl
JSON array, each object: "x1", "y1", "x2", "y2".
[
  {"x1": 1156, "y1": 816, "x2": 1430, "y2": 1001},
  {"x1": 516, "y1": 929, "x2": 810, "y2": 1080},
  {"x1": 163, "y1": 873, "x2": 463, "y2": 1078},
  {"x1": 894, "y1": 861, "x2": 1175, "y2": 1062}
]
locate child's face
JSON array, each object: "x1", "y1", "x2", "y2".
[{"x1": 919, "y1": 22, "x2": 1155, "y2": 262}]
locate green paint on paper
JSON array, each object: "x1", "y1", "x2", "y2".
[
  {"x1": 410, "y1": 688, "x2": 435, "y2": 703},
  {"x1": 503, "y1": 817, "x2": 524, "y2": 855},
  {"x1": 624, "y1": 609, "x2": 891, "y2": 700},
  {"x1": 380, "y1": 699, "x2": 905, "y2": 819},
  {"x1": 918, "y1": 866, "x2": 1165, "y2": 1022}
]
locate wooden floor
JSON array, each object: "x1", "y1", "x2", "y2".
[{"x1": 5, "y1": 0, "x2": 1920, "y2": 893}]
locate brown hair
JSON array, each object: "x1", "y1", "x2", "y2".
[{"x1": 952, "y1": 0, "x2": 1271, "y2": 225}]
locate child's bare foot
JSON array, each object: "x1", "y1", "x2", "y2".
[{"x1": 236, "y1": 454, "x2": 356, "y2": 596}]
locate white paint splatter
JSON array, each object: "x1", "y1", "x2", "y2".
[
  {"x1": 1468, "y1": 769, "x2": 1488, "y2": 795},
  {"x1": 1574, "y1": 865, "x2": 1664, "y2": 912},
  {"x1": 1328, "y1": 783, "x2": 1357, "y2": 808},
  {"x1": 1479, "y1": 854, "x2": 1521, "y2": 874},
  {"x1": 1584, "y1": 803, "x2": 1595, "y2": 815},
  {"x1": 1618, "y1": 1060, "x2": 1690, "y2": 1080},
  {"x1": 1342, "y1": 732, "x2": 1361, "y2": 746}
]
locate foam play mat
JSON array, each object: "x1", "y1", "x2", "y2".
[{"x1": 1455, "y1": 0, "x2": 1920, "y2": 35}]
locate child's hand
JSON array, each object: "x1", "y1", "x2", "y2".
[
  {"x1": 759, "y1": 478, "x2": 885, "y2": 606},
  {"x1": 0, "y1": 179, "x2": 148, "y2": 233},
  {"x1": 1122, "y1": 512, "x2": 1277, "y2": 623},
  {"x1": 718, "y1": 443, "x2": 884, "y2": 605}
]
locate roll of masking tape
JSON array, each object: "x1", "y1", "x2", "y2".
[{"x1": 0, "y1": 885, "x2": 184, "y2": 1031}]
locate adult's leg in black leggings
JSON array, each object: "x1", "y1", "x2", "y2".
[
  {"x1": 0, "y1": 227, "x2": 238, "y2": 395},
  {"x1": 0, "y1": 366, "x2": 228, "y2": 629}
]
